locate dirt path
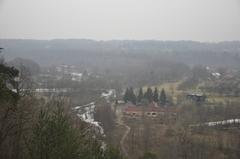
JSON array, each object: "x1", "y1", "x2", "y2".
[
  {"x1": 115, "y1": 105, "x2": 130, "y2": 158},
  {"x1": 119, "y1": 121, "x2": 130, "y2": 157}
]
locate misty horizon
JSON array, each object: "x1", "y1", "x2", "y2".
[{"x1": 1, "y1": 38, "x2": 240, "y2": 43}]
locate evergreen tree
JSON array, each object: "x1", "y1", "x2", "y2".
[
  {"x1": 159, "y1": 88, "x2": 167, "y2": 106},
  {"x1": 123, "y1": 88, "x2": 129, "y2": 103},
  {"x1": 129, "y1": 87, "x2": 136, "y2": 105},
  {"x1": 144, "y1": 87, "x2": 153, "y2": 103},
  {"x1": 132, "y1": 93, "x2": 137, "y2": 105},
  {"x1": 29, "y1": 104, "x2": 82, "y2": 159},
  {"x1": 0, "y1": 57, "x2": 21, "y2": 157},
  {"x1": 29, "y1": 102, "x2": 105, "y2": 159},
  {"x1": 0, "y1": 63, "x2": 19, "y2": 103},
  {"x1": 137, "y1": 88, "x2": 144, "y2": 103},
  {"x1": 153, "y1": 87, "x2": 159, "y2": 103}
]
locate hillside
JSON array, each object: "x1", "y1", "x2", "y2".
[{"x1": 1, "y1": 39, "x2": 240, "y2": 68}]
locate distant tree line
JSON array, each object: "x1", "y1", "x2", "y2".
[{"x1": 124, "y1": 87, "x2": 167, "y2": 106}]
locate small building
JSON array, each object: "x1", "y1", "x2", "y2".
[
  {"x1": 71, "y1": 72, "x2": 82, "y2": 82},
  {"x1": 123, "y1": 102, "x2": 177, "y2": 120},
  {"x1": 186, "y1": 93, "x2": 206, "y2": 103}
]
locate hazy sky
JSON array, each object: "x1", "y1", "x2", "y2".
[{"x1": 0, "y1": 0, "x2": 240, "y2": 41}]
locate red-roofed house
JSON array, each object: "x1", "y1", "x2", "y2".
[{"x1": 123, "y1": 102, "x2": 177, "y2": 119}]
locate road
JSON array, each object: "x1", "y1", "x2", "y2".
[{"x1": 115, "y1": 104, "x2": 131, "y2": 158}]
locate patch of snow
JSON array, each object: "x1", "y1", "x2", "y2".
[
  {"x1": 191, "y1": 119, "x2": 240, "y2": 128},
  {"x1": 35, "y1": 88, "x2": 68, "y2": 93},
  {"x1": 101, "y1": 89, "x2": 116, "y2": 103},
  {"x1": 117, "y1": 100, "x2": 125, "y2": 104},
  {"x1": 73, "y1": 102, "x2": 105, "y2": 136},
  {"x1": 101, "y1": 142, "x2": 107, "y2": 151},
  {"x1": 71, "y1": 72, "x2": 82, "y2": 82},
  {"x1": 212, "y1": 72, "x2": 221, "y2": 78},
  {"x1": 11, "y1": 89, "x2": 17, "y2": 93}
]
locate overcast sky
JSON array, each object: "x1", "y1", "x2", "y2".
[{"x1": 0, "y1": 0, "x2": 240, "y2": 41}]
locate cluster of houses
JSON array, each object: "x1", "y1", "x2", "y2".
[
  {"x1": 122, "y1": 102, "x2": 177, "y2": 122},
  {"x1": 56, "y1": 64, "x2": 84, "y2": 82},
  {"x1": 38, "y1": 64, "x2": 89, "y2": 87}
]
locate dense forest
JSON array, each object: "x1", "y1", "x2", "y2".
[{"x1": 1, "y1": 40, "x2": 240, "y2": 68}]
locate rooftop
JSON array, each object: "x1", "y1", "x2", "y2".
[{"x1": 124, "y1": 103, "x2": 176, "y2": 113}]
